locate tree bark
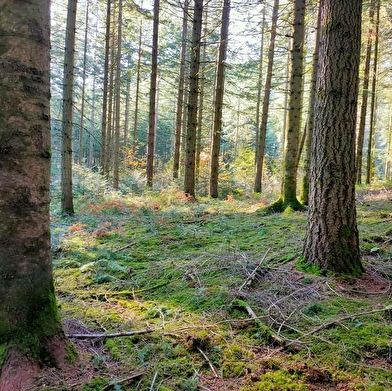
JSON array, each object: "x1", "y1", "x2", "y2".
[
  {"x1": 173, "y1": 0, "x2": 189, "y2": 179},
  {"x1": 254, "y1": 0, "x2": 279, "y2": 193},
  {"x1": 61, "y1": 0, "x2": 77, "y2": 214},
  {"x1": 146, "y1": 0, "x2": 160, "y2": 187},
  {"x1": 0, "y1": 0, "x2": 66, "y2": 387},
  {"x1": 355, "y1": 0, "x2": 374, "y2": 184},
  {"x1": 209, "y1": 0, "x2": 231, "y2": 198},
  {"x1": 184, "y1": 0, "x2": 203, "y2": 197},
  {"x1": 365, "y1": 0, "x2": 380, "y2": 185},
  {"x1": 303, "y1": 0, "x2": 363, "y2": 275},
  {"x1": 301, "y1": 1, "x2": 321, "y2": 205}
]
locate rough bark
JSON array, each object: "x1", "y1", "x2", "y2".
[
  {"x1": 61, "y1": 0, "x2": 77, "y2": 214},
  {"x1": 209, "y1": 0, "x2": 231, "y2": 198},
  {"x1": 0, "y1": 0, "x2": 66, "y2": 387},
  {"x1": 184, "y1": 0, "x2": 203, "y2": 197},
  {"x1": 303, "y1": 0, "x2": 363, "y2": 275}
]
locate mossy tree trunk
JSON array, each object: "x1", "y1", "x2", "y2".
[
  {"x1": 303, "y1": 0, "x2": 364, "y2": 275},
  {"x1": 0, "y1": 0, "x2": 67, "y2": 387}
]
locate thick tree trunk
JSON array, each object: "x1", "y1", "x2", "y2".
[
  {"x1": 61, "y1": 0, "x2": 77, "y2": 214},
  {"x1": 184, "y1": 0, "x2": 203, "y2": 197},
  {"x1": 146, "y1": 0, "x2": 160, "y2": 187},
  {"x1": 303, "y1": 0, "x2": 363, "y2": 275},
  {"x1": 254, "y1": 0, "x2": 279, "y2": 193},
  {"x1": 0, "y1": 0, "x2": 66, "y2": 388},
  {"x1": 209, "y1": 0, "x2": 231, "y2": 198}
]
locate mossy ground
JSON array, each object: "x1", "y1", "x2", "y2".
[{"x1": 32, "y1": 186, "x2": 392, "y2": 390}]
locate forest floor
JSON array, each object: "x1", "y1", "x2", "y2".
[{"x1": 32, "y1": 186, "x2": 392, "y2": 390}]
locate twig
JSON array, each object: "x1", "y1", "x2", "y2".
[
  {"x1": 102, "y1": 372, "x2": 145, "y2": 391},
  {"x1": 149, "y1": 371, "x2": 158, "y2": 391},
  {"x1": 114, "y1": 242, "x2": 136, "y2": 253},
  {"x1": 66, "y1": 328, "x2": 155, "y2": 339},
  {"x1": 196, "y1": 347, "x2": 220, "y2": 378},
  {"x1": 286, "y1": 306, "x2": 392, "y2": 347},
  {"x1": 239, "y1": 247, "x2": 271, "y2": 291}
]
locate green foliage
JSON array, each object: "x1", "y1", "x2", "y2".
[
  {"x1": 251, "y1": 370, "x2": 308, "y2": 391},
  {"x1": 295, "y1": 256, "x2": 324, "y2": 276}
]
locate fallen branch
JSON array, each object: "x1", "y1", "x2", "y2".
[
  {"x1": 149, "y1": 371, "x2": 158, "y2": 391},
  {"x1": 67, "y1": 328, "x2": 155, "y2": 339},
  {"x1": 196, "y1": 347, "x2": 220, "y2": 378},
  {"x1": 114, "y1": 242, "x2": 136, "y2": 253},
  {"x1": 239, "y1": 247, "x2": 271, "y2": 291},
  {"x1": 102, "y1": 372, "x2": 145, "y2": 391},
  {"x1": 286, "y1": 305, "x2": 392, "y2": 347}
]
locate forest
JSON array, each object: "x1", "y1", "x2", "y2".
[{"x1": 1, "y1": 0, "x2": 392, "y2": 390}]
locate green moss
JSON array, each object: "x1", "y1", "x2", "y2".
[{"x1": 252, "y1": 370, "x2": 308, "y2": 391}]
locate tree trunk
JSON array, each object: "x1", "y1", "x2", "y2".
[
  {"x1": 147, "y1": 0, "x2": 160, "y2": 187},
  {"x1": 279, "y1": 0, "x2": 306, "y2": 211},
  {"x1": 209, "y1": 0, "x2": 231, "y2": 198},
  {"x1": 61, "y1": 0, "x2": 77, "y2": 215},
  {"x1": 254, "y1": 0, "x2": 279, "y2": 193},
  {"x1": 0, "y1": 1, "x2": 66, "y2": 388},
  {"x1": 78, "y1": 0, "x2": 89, "y2": 165},
  {"x1": 184, "y1": 0, "x2": 203, "y2": 197},
  {"x1": 113, "y1": 0, "x2": 123, "y2": 190},
  {"x1": 365, "y1": 0, "x2": 380, "y2": 185},
  {"x1": 301, "y1": 1, "x2": 321, "y2": 205},
  {"x1": 173, "y1": 0, "x2": 189, "y2": 179},
  {"x1": 101, "y1": 0, "x2": 112, "y2": 175},
  {"x1": 303, "y1": 0, "x2": 363, "y2": 275},
  {"x1": 356, "y1": 0, "x2": 374, "y2": 184}
]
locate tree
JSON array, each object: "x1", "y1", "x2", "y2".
[
  {"x1": 173, "y1": 0, "x2": 189, "y2": 179},
  {"x1": 209, "y1": 0, "x2": 231, "y2": 198},
  {"x1": 0, "y1": 0, "x2": 67, "y2": 388},
  {"x1": 303, "y1": 0, "x2": 364, "y2": 275},
  {"x1": 254, "y1": 0, "x2": 279, "y2": 193},
  {"x1": 61, "y1": 0, "x2": 78, "y2": 214},
  {"x1": 184, "y1": 0, "x2": 203, "y2": 197}
]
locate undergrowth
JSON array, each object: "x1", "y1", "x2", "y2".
[{"x1": 46, "y1": 184, "x2": 392, "y2": 390}]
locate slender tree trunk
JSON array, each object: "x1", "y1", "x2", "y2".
[
  {"x1": 0, "y1": 1, "x2": 67, "y2": 388},
  {"x1": 384, "y1": 107, "x2": 392, "y2": 181},
  {"x1": 101, "y1": 0, "x2": 112, "y2": 175},
  {"x1": 124, "y1": 54, "x2": 131, "y2": 147},
  {"x1": 356, "y1": 0, "x2": 374, "y2": 184},
  {"x1": 113, "y1": 0, "x2": 123, "y2": 190},
  {"x1": 365, "y1": 0, "x2": 380, "y2": 185},
  {"x1": 173, "y1": 0, "x2": 189, "y2": 179},
  {"x1": 184, "y1": 0, "x2": 203, "y2": 197},
  {"x1": 146, "y1": 0, "x2": 160, "y2": 187},
  {"x1": 254, "y1": 6, "x2": 266, "y2": 165},
  {"x1": 78, "y1": 0, "x2": 89, "y2": 165},
  {"x1": 301, "y1": 1, "x2": 321, "y2": 205},
  {"x1": 209, "y1": 0, "x2": 231, "y2": 198},
  {"x1": 303, "y1": 0, "x2": 363, "y2": 275},
  {"x1": 254, "y1": 0, "x2": 279, "y2": 193},
  {"x1": 133, "y1": 17, "x2": 143, "y2": 160},
  {"x1": 279, "y1": 0, "x2": 306, "y2": 210},
  {"x1": 61, "y1": 0, "x2": 77, "y2": 214}
]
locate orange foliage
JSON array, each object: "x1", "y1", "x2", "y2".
[
  {"x1": 86, "y1": 200, "x2": 127, "y2": 215},
  {"x1": 68, "y1": 222, "x2": 86, "y2": 232}
]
